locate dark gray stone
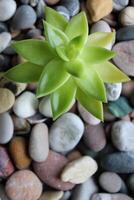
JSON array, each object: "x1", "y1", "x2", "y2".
[
  {"x1": 116, "y1": 26, "x2": 134, "y2": 41},
  {"x1": 0, "y1": 23, "x2": 8, "y2": 33},
  {"x1": 60, "y1": 0, "x2": 80, "y2": 16}
]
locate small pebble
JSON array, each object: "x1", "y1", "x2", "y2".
[
  {"x1": 39, "y1": 96, "x2": 52, "y2": 118},
  {"x1": 61, "y1": 191, "x2": 71, "y2": 200},
  {"x1": 127, "y1": 174, "x2": 134, "y2": 193},
  {"x1": 67, "y1": 150, "x2": 82, "y2": 162},
  {"x1": 45, "y1": 0, "x2": 60, "y2": 5},
  {"x1": 119, "y1": 6, "x2": 134, "y2": 26},
  {"x1": 13, "y1": 91, "x2": 38, "y2": 118},
  {"x1": 49, "y1": 113, "x2": 84, "y2": 153},
  {"x1": 0, "y1": 32, "x2": 11, "y2": 53},
  {"x1": 61, "y1": 156, "x2": 98, "y2": 184},
  {"x1": 5, "y1": 170, "x2": 42, "y2": 200},
  {"x1": 60, "y1": 0, "x2": 80, "y2": 16},
  {"x1": 55, "y1": 6, "x2": 70, "y2": 21},
  {"x1": 36, "y1": 0, "x2": 46, "y2": 19},
  {"x1": 91, "y1": 193, "x2": 133, "y2": 200},
  {"x1": 113, "y1": 0, "x2": 129, "y2": 11},
  {"x1": 116, "y1": 26, "x2": 134, "y2": 41},
  {"x1": 105, "y1": 83, "x2": 122, "y2": 101},
  {"x1": 39, "y1": 191, "x2": 64, "y2": 200},
  {"x1": 90, "y1": 20, "x2": 111, "y2": 33},
  {"x1": 0, "y1": 0, "x2": 16, "y2": 21}
]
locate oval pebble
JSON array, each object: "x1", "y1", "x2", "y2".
[
  {"x1": 13, "y1": 91, "x2": 38, "y2": 118},
  {"x1": 60, "y1": 0, "x2": 80, "y2": 16},
  {"x1": 119, "y1": 6, "x2": 134, "y2": 26},
  {"x1": 9, "y1": 137, "x2": 31, "y2": 169},
  {"x1": 33, "y1": 150, "x2": 74, "y2": 191},
  {"x1": 91, "y1": 193, "x2": 133, "y2": 200},
  {"x1": 11, "y1": 5, "x2": 37, "y2": 30},
  {"x1": 105, "y1": 83, "x2": 122, "y2": 101},
  {"x1": 29, "y1": 123, "x2": 49, "y2": 162},
  {"x1": 0, "y1": 112, "x2": 14, "y2": 144},
  {"x1": 111, "y1": 121, "x2": 134, "y2": 151},
  {"x1": 113, "y1": 0, "x2": 129, "y2": 11},
  {"x1": 55, "y1": 6, "x2": 70, "y2": 21},
  {"x1": 116, "y1": 26, "x2": 134, "y2": 41},
  {"x1": 5, "y1": 170, "x2": 42, "y2": 200},
  {"x1": 0, "y1": 0, "x2": 16, "y2": 21},
  {"x1": 49, "y1": 113, "x2": 84, "y2": 153},
  {"x1": 39, "y1": 96, "x2": 52, "y2": 118},
  {"x1": 0, "y1": 32, "x2": 11, "y2": 53},
  {"x1": 83, "y1": 124, "x2": 106, "y2": 152},
  {"x1": 39, "y1": 191, "x2": 64, "y2": 200},
  {"x1": 90, "y1": 20, "x2": 111, "y2": 33},
  {"x1": 0, "y1": 88, "x2": 15, "y2": 113},
  {"x1": 61, "y1": 156, "x2": 98, "y2": 184},
  {"x1": 99, "y1": 172, "x2": 122, "y2": 193}
]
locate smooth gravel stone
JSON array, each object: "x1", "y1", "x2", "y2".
[
  {"x1": 61, "y1": 156, "x2": 98, "y2": 184},
  {"x1": 67, "y1": 150, "x2": 82, "y2": 162},
  {"x1": 39, "y1": 96, "x2": 52, "y2": 118},
  {"x1": 49, "y1": 113, "x2": 84, "y2": 153},
  {"x1": 39, "y1": 191, "x2": 64, "y2": 200},
  {"x1": 99, "y1": 172, "x2": 122, "y2": 193},
  {"x1": 113, "y1": 0, "x2": 129, "y2": 11},
  {"x1": 27, "y1": 28, "x2": 41, "y2": 38},
  {"x1": 113, "y1": 41, "x2": 134, "y2": 76},
  {"x1": 90, "y1": 20, "x2": 111, "y2": 33},
  {"x1": 0, "y1": 32, "x2": 11, "y2": 53},
  {"x1": 9, "y1": 137, "x2": 31, "y2": 169},
  {"x1": 71, "y1": 178, "x2": 98, "y2": 200},
  {"x1": 29, "y1": 123, "x2": 49, "y2": 162},
  {"x1": 0, "y1": 22, "x2": 8, "y2": 33},
  {"x1": 105, "y1": 83, "x2": 122, "y2": 101},
  {"x1": 0, "y1": 112, "x2": 14, "y2": 144},
  {"x1": 60, "y1": 0, "x2": 80, "y2": 16},
  {"x1": 78, "y1": 103, "x2": 100, "y2": 125},
  {"x1": 13, "y1": 91, "x2": 38, "y2": 118},
  {"x1": 27, "y1": 113, "x2": 46, "y2": 124},
  {"x1": 5, "y1": 170, "x2": 42, "y2": 200},
  {"x1": 83, "y1": 124, "x2": 106, "y2": 152},
  {"x1": 101, "y1": 152, "x2": 134, "y2": 173},
  {"x1": 0, "y1": 0, "x2": 16, "y2": 21},
  {"x1": 111, "y1": 121, "x2": 134, "y2": 151},
  {"x1": 119, "y1": 7, "x2": 134, "y2": 26},
  {"x1": 55, "y1": 6, "x2": 70, "y2": 20},
  {"x1": 116, "y1": 26, "x2": 134, "y2": 41},
  {"x1": 91, "y1": 193, "x2": 133, "y2": 200},
  {"x1": 0, "y1": 184, "x2": 10, "y2": 200},
  {"x1": 45, "y1": 0, "x2": 60, "y2": 5},
  {"x1": 61, "y1": 191, "x2": 71, "y2": 200},
  {"x1": 33, "y1": 150, "x2": 74, "y2": 191},
  {"x1": 0, "y1": 88, "x2": 15, "y2": 113},
  {"x1": 127, "y1": 174, "x2": 134, "y2": 192},
  {"x1": 11, "y1": 5, "x2": 37, "y2": 30},
  {"x1": 0, "y1": 146, "x2": 14, "y2": 178},
  {"x1": 36, "y1": 0, "x2": 46, "y2": 18}
]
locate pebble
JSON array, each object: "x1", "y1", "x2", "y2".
[
  {"x1": 127, "y1": 174, "x2": 134, "y2": 192},
  {"x1": 9, "y1": 137, "x2": 31, "y2": 169},
  {"x1": 13, "y1": 91, "x2": 38, "y2": 118},
  {"x1": 0, "y1": 146, "x2": 14, "y2": 178},
  {"x1": 61, "y1": 191, "x2": 71, "y2": 200},
  {"x1": 119, "y1": 7, "x2": 134, "y2": 26},
  {"x1": 49, "y1": 113, "x2": 84, "y2": 153},
  {"x1": 0, "y1": 32, "x2": 11, "y2": 53},
  {"x1": 101, "y1": 152, "x2": 134, "y2": 173},
  {"x1": 0, "y1": 0, "x2": 16, "y2": 21},
  {"x1": 91, "y1": 193, "x2": 133, "y2": 200},
  {"x1": 39, "y1": 96, "x2": 52, "y2": 118},
  {"x1": 0, "y1": 88, "x2": 15, "y2": 113},
  {"x1": 55, "y1": 6, "x2": 70, "y2": 21},
  {"x1": 5, "y1": 170, "x2": 42, "y2": 200},
  {"x1": 83, "y1": 124, "x2": 106, "y2": 152},
  {"x1": 36, "y1": 0, "x2": 46, "y2": 18},
  {"x1": 116, "y1": 26, "x2": 134, "y2": 41},
  {"x1": 113, "y1": 0, "x2": 129, "y2": 11},
  {"x1": 67, "y1": 150, "x2": 82, "y2": 162},
  {"x1": 90, "y1": 20, "x2": 111, "y2": 33},
  {"x1": 33, "y1": 150, "x2": 74, "y2": 191},
  {"x1": 111, "y1": 121, "x2": 134, "y2": 151},
  {"x1": 45, "y1": 0, "x2": 60, "y2": 5},
  {"x1": 11, "y1": 5, "x2": 37, "y2": 30},
  {"x1": 0, "y1": 112, "x2": 14, "y2": 144},
  {"x1": 29, "y1": 123, "x2": 49, "y2": 162},
  {"x1": 105, "y1": 83, "x2": 122, "y2": 101},
  {"x1": 71, "y1": 178, "x2": 98, "y2": 200},
  {"x1": 113, "y1": 41, "x2": 134, "y2": 76},
  {"x1": 61, "y1": 156, "x2": 98, "y2": 184},
  {"x1": 78, "y1": 102, "x2": 100, "y2": 125},
  {"x1": 0, "y1": 183, "x2": 10, "y2": 200},
  {"x1": 0, "y1": 22, "x2": 8, "y2": 33},
  {"x1": 60, "y1": 0, "x2": 80, "y2": 16},
  {"x1": 39, "y1": 191, "x2": 64, "y2": 200},
  {"x1": 27, "y1": 113, "x2": 46, "y2": 124},
  {"x1": 86, "y1": 0, "x2": 113, "y2": 22},
  {"x1": 99, "y1": 172, "x2": 122, "y2": 193}
]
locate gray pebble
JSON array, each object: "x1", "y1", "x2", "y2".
[
  {"x1": 0, "y1": 32, "x2": 11, "y2": 53},
  {"x1": 0, "y1": 183, "x2": 10, "y2": 200},
  {"x1": 61, "y1": 191, "x2": 71, "y2": 200},
  {"x1": 113, "y1": 0, "x2": 129, "y2": 11},
  {"x1": 60, "y1": 0, "x2": 80, "y2": 16},
  {"x1": 36, "y1": 0, "x2": 46, "y2": 18},
  {"x1": 0, "y1": 0, "x2": 16, "y2": 22},
  {"x1": 39, "y1": 96, "x2": 52, "y2": 118},
  {"x1": 30, "y1": 0, "x2": 39, "y2": 6},
  {"x1": 11, "y1": 5, "x2": 37, "y2": 30},
  {"x1": 127, "y1": 174, "x2": 134, "y2": 193},
  {"x1": 90, "y1": 20, "x2": 111, "y2": 33},
  {"x1": 55, "y1": 6, "x2": 70, "y2": 21},
  {"x1": 91, "y1": 193, "x2": 133, "y2": 200},
  {"x1": 116, "y1": 26, "x2": 134, "y2": 41},
  {"x1": 0, "y1": 22, "x2": 8, "y2": 33},
  {"x1": 26, "y1": 28, "x2": 41, "y2": 38},
  {"x1": 105, "y1": 83, "x2": 122, "y2": 101}
]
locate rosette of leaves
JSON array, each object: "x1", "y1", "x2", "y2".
[{"x1": 5, "y1": 7, "x2": 129, "y2": 120}]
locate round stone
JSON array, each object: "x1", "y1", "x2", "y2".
[
  {"x1": 111, "y1": 121, "x2": 134, "y2": 151},
  {"x1": 6, "y1": 170, "x2": 42, "y2": 200},
  {"x1": 0, "y1": 32, "x2": 11, "y2": 53},
  {"x1": 99, "y1": 172, "x2": 122, "y2": 193},
  {"x1": 39, "y1": 96, "x2": 52, "y2": 118},
  {"x1": 105, "y1": 83, "x2": 122, "y2": 101},
  {"x1": 36, "y1": 0, "x2": 46, "y2": 19},
  {"x1": 33, "y1": 150, "x2": 74, "y2": 191},
  {"x1": 49, "y1": 113, "x2": 84, "y2": 153},
  {"x1": 90, "y1": 20, "x2": 111, "y2": 33},
  {"x1": 0, "y1": 88, "x2": 15, "y2": 113},
  {"x1": 0, "y1": 112, "x2": 14, "y2": 144},
  {"x1": 11, "y1": 5, "x2": 37, "y2": 30},
  {"x1": 9, "y1": 137, "x2": 31, "y2": 169},
  {"x1": 91, "y1": 193, "x2": 133, "y2": 200},
  {"x1": 29, "y1": 123, "x2": 49, "y2": 162},
  {"x1": 113, "y1": 0, "x2": 129, "y2": 11},
  {"x1": 0, "y1": 0, "x2": 16, "y2": 21},
  {"x1": 119, "y1": 6, "x2": 134, "y2": 26},
  {"x1": 60, "y1": 0, "x2": 80, "y2": 16},
  {"x1": 13, "y1": 91, "x2": 38, "y2": 118},
  {"x1": 39, "y1": 191, "x2": 64, "y2": 200},
  {"x1": 116, "y1": 26, "x2": 134, "y2": 41}
]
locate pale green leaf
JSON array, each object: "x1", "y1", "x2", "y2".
[
  {"x1": 94, "y1": 61, "x2": 130, "y2": 83},
  {"x1": 45, "y1": 6, "x2": 68, "y2": 31},
  {"x1": 77, "y1": 88, "x2": 103, "y2": 120},
  {"x1": 5, "y1": 62, "x2": 43, "y2": 83},
  {"x1": 36, "y1": 59, "x2": 70, "y2": 98},
  {"x1": 51, "y1": 78, "x2": 76, "y2": 120},
  {"x1": 75, "y1": 68, "x2": 107, "y2": 102},
  {"x1": 12, "y1": 39, "x2": 55, "y2": 66},
  {"x1": 87, "y1": 32, "x2": 115, "y2": 48},
  {"x1": 44, "y1": 21, "x2": 69, "y2": 48},
  {"x1": 56, "y1": 45, "x2": 69, "y2": 62}
]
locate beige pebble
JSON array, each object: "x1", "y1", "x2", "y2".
[
  {"x1": 61, "y1": 156, "x2": 98, "y2": 184},
  {"x1": 120, "y1": 7, "x2": 134, "y2": 26},
  {"x1": 39, "y1": 191, "x2": 63, "y2": 200}
]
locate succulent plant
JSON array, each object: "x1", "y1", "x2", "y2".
[{"x1": 5, "y1": 7, "x2": 129, "y2": 120}]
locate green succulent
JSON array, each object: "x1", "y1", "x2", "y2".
[{"x1": 5, "y1": 7, "x2": 129, "y2": 120}]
